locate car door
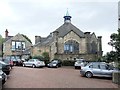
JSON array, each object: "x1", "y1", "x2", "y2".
[
  {"x1": 26, "y1": 59, "x2": 32, "y2": 66},
  {"x1": 90, "y1": 63, "x2": 101, "y2": 76},
  {"x1": 24, "y1": 60, "x2": 29, "y2": 66},
  {"x1": 28, "y1": 59, "x2": 34, "y2": 66},
  {"x1": 99, "y1": 64, "x2": 113, "y2": 77}
]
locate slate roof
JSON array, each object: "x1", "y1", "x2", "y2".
[
  {"x1": 40, "y1": 37, "x2": 47, "y2": 43},
  {"x1": 4, "y1": 36, "x2": 13, "y2": 42},
  {"x1": 33, "y1": 34, "x2": 53, "y2": 47},
  {"x1": 34, "y1": 22, "x2": 85, "y2": 47},
  {"x1": 22, "y1": 48, "x2": 31, "y2": 55},
  {"x1": 55, "y1": 22, "x2": 85, "y2": 37}
]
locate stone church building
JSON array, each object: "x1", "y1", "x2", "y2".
[{"x1": 31, "y1": 12, "x2": 102, "y2": 61}]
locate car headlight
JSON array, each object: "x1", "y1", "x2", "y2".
[
  {"x1": 53, "y1": 64, "x2": 57, "y2": 66},
  {"x1": 75, "y1": 62, "x2": 78, "y2": 65},
  {"x1": 0, "y1": 76, "x2": 2, "y2": 78}
]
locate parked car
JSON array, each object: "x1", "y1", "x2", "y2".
[
  {"x1": 10, "y1": 56, "x2": 21, "y2": 66},
  {"x1": 0, "y1": 70, "x2": 7, "y2": 85},
  {"x1": 0, "y1": 60, "x2": 11, "y2": 75},
  {"x1": 80, "y1": 62, "x2": 116, "y2": 78},
  {"x1": 17, "y1": 59, "x2": 25, "y2": 66},
  {"x1": 23, "y1": 59, "x2": 45, "y2": 68},
  {"x1": 3, "y1": 59, "x2": 13, "y2": 69},
  {"x1": 5, "y1": 56, "x2": 23, "y2": 66},
  {"x1": 74, "y1": 59, "x2": 87, "y2": 69},
  {"x1": 47, "y1": 59, "x2": 62, "y2": 68}
]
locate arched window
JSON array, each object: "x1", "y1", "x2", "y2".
[
  {"x1": 64, "y1": 40, "x2": 79, "y2": 54},
  {"x1": 91, "y1": 41, "x2": 97, "y2": 54}
]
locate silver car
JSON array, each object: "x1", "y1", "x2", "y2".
[
  {"x1": 80, "y1": 62, "x2": 116, "y2": 78},
  {"x1": 23, "y1": 59, "x2": 45, "y2": 68}
]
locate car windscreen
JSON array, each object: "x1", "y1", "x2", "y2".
[
  {"x1": 0, "y1": 61, "x2": 7, "y2": 65},
  {"x1": 106, "y1": 64, "x2": 114, "y2": 70},
  {"x1": 3, "y1": 59, "x2": 9, "y2": 63},
  {"x1": 51, "y1": 61, "x2": 57, "y2": 64},
  {"x1": 34, "y1": 59, "x2": 40, "y2": 62}
]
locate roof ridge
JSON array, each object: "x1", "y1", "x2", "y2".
[{"x1": 54, "y1": 22, "x2": 85, "y2": 37}]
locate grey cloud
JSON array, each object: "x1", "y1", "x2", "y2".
[{"x1": 0, "y1": 0, "x2": 118, "y2": 54}]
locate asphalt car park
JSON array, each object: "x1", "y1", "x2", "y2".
[{"x1": 3, "y1": 66, "x2": 118, "y2": 88}]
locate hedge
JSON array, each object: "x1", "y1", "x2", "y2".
[{"x1": 62, "y1": 60, "x2": 75, "y2": 66}]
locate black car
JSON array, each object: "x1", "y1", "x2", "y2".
[
  {"x1": 47, "y1": 59, "x2": 62, "y2": 68},
  {"x1": 4, "y1": 56, "x2": 21, "y2": 66},
  {"x1": 0, "y1": 60, "x2": 11, "y2": 75}
]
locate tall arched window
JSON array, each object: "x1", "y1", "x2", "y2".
[
  {"x1": 91, "y1": 41, "x2": 97, "y2": 54},
  {"x1": 64, "y1": 40, "x2": 79, "y2": 54}
]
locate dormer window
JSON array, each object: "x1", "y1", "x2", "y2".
[{"x1": 11, "y1": 41, "x2": 26, "y2": 51}]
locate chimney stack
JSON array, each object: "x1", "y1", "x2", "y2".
[
  {"x1": 35, "y1": 36, "x2": 41, "y2": 44},
  {"x1": 5, "y1": 29, "x2": 9, "y2": 38},
  {"x1": 97, "y1": 36, "x2": 102, "y2": 56}
]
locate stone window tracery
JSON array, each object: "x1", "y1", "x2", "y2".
[{"x1": 64, "y1": 40, "x2": 79, "y2": 54}]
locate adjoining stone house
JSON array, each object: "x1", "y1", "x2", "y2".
[
  {"x1": 3, "y1": 29, "x2": 32, "y2": 59},
  {"x1": 30, "y1": 12, "x2": 103, "y2": 61}
]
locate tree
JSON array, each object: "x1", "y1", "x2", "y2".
[
  {"x1": 0, "y1": 35, "x2": 3, "y2": 44},
  {"x1": 42, "y1": 52, "x2": 50, "y2": 65},
  {"x1": 32, "y1": 55, "x2": 44, "y2": 60},
  {"x1": 109, "y1": 29, "x2": 120, "y2": 53},
  {"x1": 42, "y1": 52, "x2": 49, "y2": 60},
  {"x1": 104, "y1": 51, "x2": 118, "y2": 63},
  {"x1": 0, "y1": 35, "x2": 4, "y2": 57},
  {"x1": 106, "y1": 29, "x2": 120, "y2": 69}
]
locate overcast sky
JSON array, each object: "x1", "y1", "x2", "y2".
[{"x1": 0, "y1": 0, "x2": 118, "y2": 55}]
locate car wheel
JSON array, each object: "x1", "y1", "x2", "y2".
[
  {"x1": 75, "y1": 66, "x2": 77, "y2": 69},
  {"x1": 2, "y1": 79, "x2": 6, "y2": 85},
  {"x1": 85, "y1": 72, "x2": 93, "y2": 78},
  {"x1": 32, "y1": 64, "x2": 36, "y2": 68},
  {"x1": 5, "y1": 71, "x2": 10, "y2": 75}
]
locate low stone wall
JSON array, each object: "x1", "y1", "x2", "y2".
[{"x1": 112, "y1": 71, "x2": 120, "y2": 85}]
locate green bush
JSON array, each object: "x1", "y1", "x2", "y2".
[
  {"x1": 32, "y1": 55, "x2": 44, "y2": 60},
  {"x1": 32, "y1": 55, "x2": 49, "y2": 65},
  {"x1": 62, "y1": 60, "x2": 75, "y2": 66}
]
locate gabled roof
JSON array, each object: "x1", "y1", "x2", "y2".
[
  {"x1": 55, "y1": 23, "x2": 85, "y2": 37},
  {"x1": 3, "y1": 33, "x2": 32, "y2": 44},
  {"x1": 91, "y1": 32, "x2": 97, "y2": 38}
]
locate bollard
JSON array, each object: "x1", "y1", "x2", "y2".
[{"x1": 112, "y1": 71, "x2": 120, "y2": 85}]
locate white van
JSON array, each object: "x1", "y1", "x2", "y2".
[{"x1": 74, "y1": 59, "x2": 87, "y2": 69}]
